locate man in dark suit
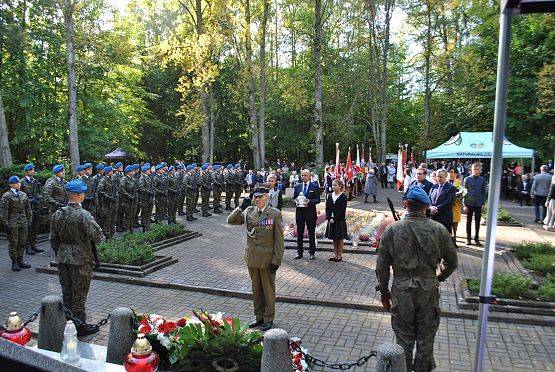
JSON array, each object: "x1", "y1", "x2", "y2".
[
  {"x1": 293, "y1": 169, "x2": 320, "y2": 259},
  {"x1": 406, "y1": 168, "x2": 433, "y2": 196},
  {"x1": 429, "y1": 169, "x2": 455, "y2": 232}
]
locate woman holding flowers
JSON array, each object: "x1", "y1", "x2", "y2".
[{"x1": 325, "y1": 179, "x2": 348, "y2": 262}]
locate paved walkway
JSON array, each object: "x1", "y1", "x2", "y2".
[{"x1": 0, "y1": 187, "x2": 553, "y2": 371}]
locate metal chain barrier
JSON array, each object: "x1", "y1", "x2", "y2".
[
  {"x1": 62, "y1": 305, "x2": 110, "y2": 329},
  {"x1": 23, "y1": 305, "x2": 43, "y2": 327},
  {"x1": 290, "y1": 339, "x2": 377, "y2": 370}
]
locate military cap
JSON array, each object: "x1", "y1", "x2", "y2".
[
  {"x1": 406, "y1": 185, "x2": 431, "y2": 204},
  {"x1": 177, "y1": 164, "x2": 185, "y2": 170},
  {"x1": 53, "y1": 164, "x2": 64, "y2": 174},
  {"x1": 161, "y1": 162, "x2": 167, "y2": 167},
  {"x1": 125, "y1": 165, "x2": 134, "y2": 173},
  {"x1": 8, "y1": 175, "x2": 20, "y2": 184},
  {"x1": 227, "y1": 164, "x2": 233, "y2": 170},
  {"x1": 141, "y1": 163, "x2": 151, "y2": 172},
  {"x1": 104, "y1": 166, "x2": 114, "y2": 173},
  {"x1": 190, "y1": 163, "x2": 197, "y2": 168},
  {"x1": 83, "y1": 163, "x2": 92, "y2": 169},
  {"x1": 115, "y1": 162, "x2": 123, "y2": 168},
  {"x1": 186, "y1": 164, "x2": 195, "y2": 171},
  {"x1": 201, "y1": 164, "x2": 208, "y2": 171},
  {"x1": 169, "y1": 166, "x2": 175, "y2": 172},
  {"x1": 234, "y1": 164, "x2": 241, "y2": 169},
  {"x1": 155, "y1": 164, "x2": 164, "y2": 171},
  {"x1": 213, "y1": 165, "x2": 221, "y2": 171},
  {"x1": 76, "y1": 165, "x2": 84, "y2": 172},
  {"x1": 65, "y1": 179, "x2": 88, "y2": 194},
  {"x1": 132, "y1": 164, "x2": 140, "y2": 170},
  {"x1": 96, "y1": 163, "x2": 105, "y2": 171},
  {"x1": 24, "y1": 163, "x2": 34, "y2": 172},
  {"x1": 253, "y1": 186, "x2": 270, "y2": 197}
]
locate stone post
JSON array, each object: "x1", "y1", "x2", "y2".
[
  {"x1": 261, "y1": 328, "x2": 291, "y2": 372},
  {"x1": 375, "y1": 342, "x2": 407, "y2": 372},
  {"x1": 37, "y1": 295, "x2": 67, "y2": 352},
  {"x1": 106, "y1": 307, "x2": 135, "y2": 365}
]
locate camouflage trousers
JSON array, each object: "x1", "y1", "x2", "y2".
[
  {"x1": 120, "y1": 201, "x2": 135, "y2": 231},
  {"x1": 213, "y1": 186, "x2": 222, "y2": 210},
  {"x1": 194, "y1": 188, "x2": 200, "y2": 209},
  {"x1": 201, "y1": 190, "x2": 211, "y2": 213},
  {"x1": 233, "y1": 187, "x2": 242, "y2": 208},
  {"x1": 225, "y1": 187, "x2": 233, "y2": 208},
  {"x1": 58, "y1": 263, "x2": 92, "y2": 322},
  {"x1": 178, "y1": 192, "x2": 186, "y2": 214},
  {"x1": 167, "y1": 194, "x2": 178, "y2": 223},
  {"x1": 391, "y1": 279, "x2": 441, "y2": 372},
  {"x1": 99, "y1": 206, "x2": 116, "y2": 239},
  {"x1": 185, "y1": 192, "x2": 196, "y2": 217},
  {"x1": 27, "y1": 211, "x2": 40, "y2": 248},
  {"x1": 139, "y1": 199, "x2": 154, "y2": 231},
  {"x1": 7, "y1": 225, "x2": 27, "y2": 259},
  {"x1": 155, "y1": 194, "x2": 167, "y2": 222}
]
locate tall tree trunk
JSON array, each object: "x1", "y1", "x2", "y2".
[
  {"x1": 195, "y1": 0, "x2": 210, "y2": 162},
  {"x1": 0, "y1": 92, "x2": 13, "y2": 166},
  {"x1": 209, "y1": 84, "x2": 215, "y2": 162},
  {"x1": 379, "y1": 0, "x2": 394, "y2": 163},
  {"x1": 314, "y1": 0, "x2": 324, "y2": 167},
  {"x1": 245, "y1": 0, "x2": 260, "y2": 170},
  {"x1": 64, "y1": 0, "x2": 80, "y2": 170},
  {"x1": 258, "y1": 0, "x2": 269, "y2": 168},
  {"x1": 423, "y1": 0, "x2": 432, "y2": 146}
]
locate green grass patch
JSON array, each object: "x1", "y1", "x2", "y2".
[
  {"x1": 513, "y1": 241, "x2": 555, "y2": 277},
  {"x1": 482, "y1": 203, "x2": 514, "y2": 222},
  {"x1": 467, "y1": 273, "x2": 555, "y2": 302}
]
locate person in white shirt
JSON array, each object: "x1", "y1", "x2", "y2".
[{"x1": 289, "y1": 171, "x2": 299, "y2": 189}]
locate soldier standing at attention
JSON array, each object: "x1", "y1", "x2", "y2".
[
  {"x1": 153, "y1": 164, "x2": 167, "y2": 223},
  {"x1": 176, "y1": 164, "x2": 187, "y2": 216},
  {"x1": 227, "y1": 187, "x2": 284, "y2": 332},
  {"x1": 79, "y1": 163, "x2": 93, "y2": 212},
  {"x1": 90, "y1": 164, "x2": 105, "y2": 219},
  {"x1": 193, "y1": 166, "x2": 201, "y2": 214},
  {"x1": 166, "y1": 166, "x2": 179, "y2": 224},
  {"x1": 224, "y1": 165, "x2": 234, "y2": 210},
  {"x1": 376, "y1": 186, "x2": 458, "y2": 371},
  {"x1": 138, "y1": 163, "x2": 155, "y2": 231},
  {"x1": 50, "y1": 179, "x2": 103, "y2": 336},
  {"x1": 20, "y1": 163, "x2": 44, "y2": 255},
  {"x1": 233, "y1": 164, "x2": 243, "y2": 208},
  {"x1": 1, "y1": 176, "x2": 32, "y2": 271},
  {"x1": 200, "y1": 164, "x2": 213, "y2": 217},
  {"x1": 112, "y1": 162, "x2": 125, "y2": 232},
  {"x1": 43, "y1": 164, "x2": 67, "y2": 216},
  {"x1": 97, "y1": 166, "x2": 118, "y2": 240},
  {"x1": 184, "y1": 164, "x2": 197, "y2": 222},
  {"x1": 132, "y1": 164, "x2": 142, "y2": 228},
  {"x1": 119, "y1": 165, "x2": 137, "y2": 233},
  {"x1": 212, "y1": 165, "x2": 224, "y2": 214}
]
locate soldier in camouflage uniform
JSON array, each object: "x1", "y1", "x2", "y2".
[
  {"x1": 233, "y1": 164, "x2": 243, "y2": 208},
  {"x1": 1, "y1": 176, "x2": 32, "y2": 271},
  {"x1": 376, "y1": 186, "x2": 458, "y2": 372},
  {"x1": 90, "y1": 164, "x2": 105, "y2": 219},
  {"x1": 224, "y1": 165, "x2": 235, "y2": 210},
  {"x1": 79, "y1": 163, "x2": 94, "y2": 213},
  {"x1": 50, "y1": 179, "x2": 103, "y2": 336},
  {"x1": 132, "y1": 164, "x2": 142, "y2": 228},
  {"x1": 166, "y1": 166, "x2": 180, "y2": 224},
  {"x1": 176, "y1": 164, "x2": 187, "y2": 216},
  {"x1": 96, "y1": 166, "x2": 118, "y2": 240},
  {"x1": 212, "y1": 165, "x2": 224, "y2": 214},
  {"x1": 184, "y1": 164, "x2": 198, "y2": 222},
  {"x1": 193, "y1": 166, "x2": 201, "y2": 213},
  {"x1": 153, "y1": 164, "x2": 168, "y2": 223},
  {"x1": 200, "y1": 164, "x2": 213, "y2": 217},
  {"x1": 20, "y1": 163, "x2": 44, "y2": 255},
  {"x1": 112, "y1": 162, "x2": 125, "y2": 232},
  {"x1": 138, "y1": 163, "x2": 155, "y2": 232},
  {"x1": 119, "y1": 165, "x2": 137, "y2": 233},
  {"x1": 43, "y1": 164, "x2": 67, "y2": 216}
]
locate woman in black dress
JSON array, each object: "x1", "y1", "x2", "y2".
[{"x1": 325, "y1": 178, "x2": 348, "y2": 262}]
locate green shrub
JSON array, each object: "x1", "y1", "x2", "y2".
[
  {"x1": 514, "y1": 241, "x2": 554, "y2": 260},
  {"x1": 481, "y1": 204, "x2": 514, "y2": 222},
  {"x1": 537, "y1": 282, "x2": 555, "y2": 302},
  {"x1": 282, "y1": 196, "x2": 295, "y2": 207},
  {"x1": 98, "y1": 239, "x2": 155, "y2": 266},
  {"x1": 492, "y1": 273, "x2": 533, "y2": 299},
  {"x1": 523, "y1": 254, "x2": 555, "y2": 276},
  {"x1": 467, "y1": 278, "x2": 480, "y2": 294}
]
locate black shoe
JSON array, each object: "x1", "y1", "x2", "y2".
[
  {"x1": 17, "y1": 257, "x2": 31, "y2": 269},
  {"x1": 194, "y1": 209, "x2": 200, "y2": 213},
  {"x1": 225, "y1": 207, "x2": 233, "y2": 211},
  {"x1": 294, "y1": 254, "x2": 303, "y2": 259},
  {"x1": 474, "y1": 239, "x2": 482, "y2": 247},
  {"x1": 186, "y1": 216, "x2": 195, "y2": 221},
  {"x1": 310, "y1": 254, "x2": 316, "y2": 260},
  {"x1": 11, "y1": 260, "x2": 20, "y2": 272},
  {"x1": 214, "y1": 209, "x2": 223, "y2": 214},
  {"x1": 76, "y1": 324, "x2": 99, "y2": 337},
  {"x1": 534, "y1": 219, "x2": 539, "y2": 223},
  {"x1": 248, "y1": 319, "x2": 264, "y2": 328},
  {"x1": 178, "y1": 212, "x2": 185, "y2": 216},
  {"x1": 202, "y1": 212, "x2": 212, "y2": 217},
  {"x1": 25, "y1": 247, "x2": 36, "y2": 255},
  {"x1": 260, "y1": 321, "x2": 273, "y2": 331},
  {"x1": 31, "y1": 246, "x2": 44, "y2": 253}
]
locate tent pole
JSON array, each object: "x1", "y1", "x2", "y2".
[{"x1": 473, "y1": 8, "x2": 512, "y2": 372}]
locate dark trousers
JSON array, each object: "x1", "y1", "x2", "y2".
[
  {"x1": 517, "y1": 192, "x2": 531, "y2": 206},
  {"x1": 380, "y1": 174, "x2": 387, "y2": 188},
  {"x1": 534, "y1": 195, "x2": 547, "y2": 221},
  {"x1": 466, "y1": 206, "x2": 482, "y2": 240},
  {"x1": 296, "y1": 216, "x2": 316, "y2": 255}
]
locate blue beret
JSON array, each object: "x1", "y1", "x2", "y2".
[
  {"x1": 83, "y1": 163, "x2": 92, "y2": 169},
  {"x1": 96, "y1": 163, "x2": 105, "y2": 171},
  {"x1": 115, "y1": 162, "x2": 123, "y2": 168},
  {"x1": 125, "y1": 165, "x2": 134, "y2": 173},
  {"x1": 132, "y1": 164, "x2": 140, "y2": 170},
  {"x1": 177, "y1": 164, "x2": 185, "y2": 170},
  {"x1": 169, "y1": 166, "x2": 175, "y2": 172},
  {"x1": 53, "y1": 164, "x2": 64, "y2": 174},
  {"x1": 190, "y1": 163, "x2": 197, "y2": 169},
  {"x1": 186, "y1": 164, "x2": 194, "y2": 171},
  {"x1": 104, "y1": 166, "x2": 113, "y2": 173},
  {"x1": 201, "y1": 164, "x2": 208, "y2": 171},
  {"x1": 161, "y1": 162, "x2": 167, "y2": 167},
  {"x1": 227, "y1": 164, "x2": 233, "y2": 170},
  {"x1": 141, "y1": 164, "x2": 150, "y2": 172},
  {"x1": 8, "y1": 175, "x2": 20, "y2": 184},
  {"x1": 213, "y1": 165, "x2": 221, "y2": 171},
  {"x1": 235, "y1": 164, "x2": 241, "y2": 169},
  {"x1": 65, "y1": 179, "x2": 87, "y2": 194},
  {"x1": 406, "y1": 186, "x2": 431, "y2": 204},
  {"x1": 76, "y1": 165, "x2": 84, "y2": 172},
  {"x1": 155, "y1": 164, "x2": 163, "y2": 171},
  {"x1": 24, "y1": 163, "x2": 34, "y2": 172}
]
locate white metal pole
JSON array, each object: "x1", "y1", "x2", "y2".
[{"x1": 473, "y1": 8, "x2": 512, "y2": 372}]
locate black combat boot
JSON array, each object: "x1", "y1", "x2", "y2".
[
  {"x1": 178, "y1": 211, "x2": 185, "y2": 216},
  {"x1": 31, "y1": 245, "x2": 44, "y2": 253},
  {"x1": 17, "y1": 257, "x2": 31, "y2": 269},
  {"x1": 202, "y1": 212, "x2": 212, "y2": 217},
  {"x1": 11, "y1": 259, "x2": 20, "y2": 271},
  {"x1": 186, "y1": 216, "x2": 195, "y2": 222},
  {"x1": 213, "y1": 209, "x2": 223, "y2": 214},
  {"x1": 25, "y1": 246, "x2": 36, "y2": 255},
  {"x1": 194, "y1": 208, "x2": 200, "y2": 213}
]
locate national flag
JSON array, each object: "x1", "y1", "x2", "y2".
[
  {"x1": 334, "y1": 143, "x2": 341, "y2": 178},
  {"x1": 396, "y1": 145, "x2": 404, "y2": 189},
  {"x1": 356, "y1": 144, "x2": 361, "y2": 167},
  {"x1": 345, "y1": 147, "x2": 354, "y2": 182}
]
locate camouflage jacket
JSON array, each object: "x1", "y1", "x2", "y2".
[
  {"x1": 182, "y1": 172, "x2": 195, "y2": 194},
  {"x1": 20, "y1": 176, "x2": 41, "y2": 206},
  {"x1": 97, "y1": 175, "x2": 118, "y2": 207},
  {"x1": 234, "y1": 170, "x2": 244, "y2": 187},
  {"x1": 213, "y1": 171, "x2": 224, "y2": 189},
  {"x1": 91, "y1": 174, "x2": 104, "y2": 202},
  {"x1": 138, "y1": 173, "x2": 155, "y2": 201},
  {"x1": 78, "y1": 175, "x2": 93, "y2": 200},
  {"x1": 376, "y1": 212, "x2": 458, "y2": 292},
  {"x1": 50, "y1": 202, "x2": 103, "y2": 265},
  {"x1": 42, "y1": 176, "x2": 67, "y2": 208},
  {"x1": 119, "y1": 174, "x2": 136, "y2": 203},
  {"x1": 167, "y1": 174, "x2": 179, "y2": 195},
  {"x1": 224, "y1": 171, "x2": 235, "y2": 188},
  {"x1": 154, "y1": 173, "x2": 167, "y2": 196},
  {"x1": 112, "y1": 172, "x2": 124, "y2": 189},
  {"x1": 175, "y1": 171, "x2": 185, "y2": 193},
  {"x1": 0, "y1": 190, "x2": 32, "y2": 227},
  {"x1": 200, "y1": 171, "x2": 212, "y2": 192}
]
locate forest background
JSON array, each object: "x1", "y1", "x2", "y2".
[{"x1": 0, "y1": 0, "x2": 553, "y2": 169}]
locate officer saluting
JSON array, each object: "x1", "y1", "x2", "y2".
[
  {"x1": 376, "y1": 186, "x2": 458, "y2": 371},
  {"x1": 227, "y1": 186, "x2": 284, "y2": 332},
  {"x1": 50, "y1": 179, "x2": 103, "y2": 336}
]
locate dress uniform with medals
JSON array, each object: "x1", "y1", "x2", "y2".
[{"x1": 227, "y1": 186, "x2": 284, "y2": 331}]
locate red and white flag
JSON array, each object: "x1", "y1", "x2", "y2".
[
  {"x1": 396, "y1": 145, "x2": 404, "y2": 189},
  {"x1": 345, "y1": 147, "x2": 354, "y2": 182},
  {"x1": 334, "y1": 143, "x2": 341, "y2": 178}
]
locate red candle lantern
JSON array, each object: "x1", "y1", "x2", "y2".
[
  {"x1": 0, "y1": 312, "x2": 32, "y2": 346},
  {"x1": 124, "y1": 333, "x2": 160, "y2": 372}
]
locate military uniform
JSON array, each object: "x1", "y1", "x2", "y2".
[
  {"x1": 212, "y1": 168, "x2": 224, "y2": 213},
  {"x1": 176, "y1": 168, "x2": 186, "y2": 215},
  {"x1": 79, "y1": 174, "x2": 93, "y2": 212},
  {"x1": 193, "y1": 170, "x2": 201, "y2": 213},
  {"x1": 20, "y1": 175, "x2": 42, "y2": 251},
  {"x1": 224, "y1": 169, "x2": 235, "y2": 210},
  {"x1": 184, "y1": 169, "x2": 197, "y2": 221},
  {"x1": 154, "y1": 172, "x2": 168, "y2": 223},
  {"x1": 166, "y1": 171, "x2": 179, "y2": 224},
  {"x1": 119, "y1": 173, "x2": 137, "y2": 232},
  {"x1": 90, "y1": 173, "x2": 104, "y2": 218},
  {"x1": 233, "y1": 168, "x2": 243, "y2": 208},
  {"x1": 43, "y1": 176, "x2": 67, "y2": 215},
  {"x1": 138, "y1": 171, "x2": 155, "y2": 231},
  {"x1": 50, "y1": 202, "x2": 103, "y2": 326},
  {"x1": 376, "y1": 211, "x2": 458, "y2": 371},
  {"x1": 227, "y1": 196, "x2": 284, "y2": 328},
  {"x1": 200, "y1": 169, "x2": 212, "y2": 217},
  {"x1": 0, "y1": 188, "x2": 32, "y2": 270},
  {"x1": 97, "y1": 175, "x2": 118, "y2": 239},
  {"x1": 112, "y1": 170, "x2": 124, "y2": 231}
]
